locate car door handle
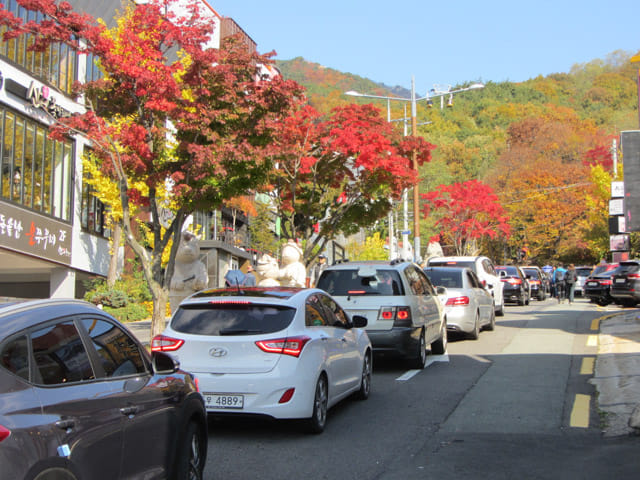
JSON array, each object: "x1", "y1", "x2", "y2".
[
  {"x1": 55, "y1": 419, "x2": 75, "y2": 430},
  {"x1": 120, "y1": 406, "x2": 138, "y2": 416}
]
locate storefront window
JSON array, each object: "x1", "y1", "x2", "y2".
[
  {"x1": 0, "y1": 1, "x2": 77, "y2": 95},
  {"x1": 0, "y1": 107, "x2": 73, "y2": 222}
]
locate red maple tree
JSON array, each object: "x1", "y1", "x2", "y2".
[
  {"x1": 1, "y1": 0, "x2": 303, "y2": 334},
  {"x1": 421, "y1": 180, "x2": 510, "y2": 256},
  {"x1": 267, "y1": 102, "x2": 435, "y2": 263}
]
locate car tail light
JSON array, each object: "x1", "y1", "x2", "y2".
[
  {"x1": 529, "y1": 280, "x2": 541, "y2": 286},
  {"x1": 279, "y1": 388, "x2": 295, "y2": 404},
  {"x1": 446, "y1": 296, "x2": 470, "y2": 306},
  {"x1": 601, "y1": 279, "x2": 612, "y2": 286},
  {"x1": 255, "y1": 336, "x2": 310, "y2": 358},
  {"x1": 0, "y1": 425, "x2": 10, "y2": 442},
  {"x1": 151, "y1": 335, "x2": 185, "y2": 352},
  {"x1": 377, "y1": 306, "x2": 412, "y2": 325},
  {"x1": 506, "y1": 278, "x2": 522, "y2": 286},
  {"x1": 628, "y1": 273, "x2": 640, "y2": 279},
  {"x1": 208, "y1": 300, "x2": 251, "y2": 304}
]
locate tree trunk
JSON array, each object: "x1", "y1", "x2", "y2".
[
  {"x1": 106, "y1": 222, "x2": 122, "y2": 288},
  {"x1": 150, "y1": 283, "x2": 169, "y2": 339}
]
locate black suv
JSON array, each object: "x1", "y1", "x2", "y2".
[
  {"x1": 0, "y1": 299, "x2": 207, "y2": 480},
  {"x1": 610, "y1": 260, "x2": 640, "y2": 307}
]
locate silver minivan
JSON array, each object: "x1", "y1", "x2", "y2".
[{"x1": 317, "y1": 260, "x2": 446, "y2": 368}]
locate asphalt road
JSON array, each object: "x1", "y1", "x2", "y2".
[{"x1": 199, "y1": 297, "x2": 640, "y2": 480}]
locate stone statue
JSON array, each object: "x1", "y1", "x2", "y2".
[
  {"x1": 169, "y1": 231, "x2": 208, "y2": 312},
  {"x1": 278, "y1": 239, "x2": 306, "y2": 287},
  {"x1": 255, "y1": 253, "x2": 281, "y2": 286}
]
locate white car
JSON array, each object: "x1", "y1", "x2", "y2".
[
  {"x1": 424, "y1": 266, "x2": 495, "y2": 339},
  {"x1": 151, "y1": 287, "x2": 372, "y2": 434},
  {"x1": 427, "y1": 256, "x2": 505, "y2": 316}
]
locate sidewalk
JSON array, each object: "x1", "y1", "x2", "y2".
[{"x1": 590, "y1": 308, "x2": 640, "y2": 436}]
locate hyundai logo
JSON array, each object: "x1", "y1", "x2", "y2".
[{"x1": 209, "y1": 347, "x2": 228, "y2": 357}]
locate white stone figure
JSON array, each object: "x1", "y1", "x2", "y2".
[
  {"x1": 169, "y1": 231, "x2": 208, "y2": 312},
  {"x1": 278, "y1": 239, "x2": 307, "y2": 288},
  {"x1": 255, "y1": 253, "x2": 281, "y2": 286}
]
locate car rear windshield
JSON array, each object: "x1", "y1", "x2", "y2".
[
  {"x1": 424, "y1": 270, "x2": 462, "y2": 288},
  {"x1": 617, "y1": 262, "x2": 640, "y2": 275},
  {"x1": 521, "y1": 268, "x2": 540, "y2": 279},
  {"x1": 497, "y1": 266, "x2": 518, "y2": 276},
  {"x1": 576, "y1": 268, "x2": 593, "y2": 277},
  {"x1": 171, "y1": 304, "x2": 296, "y2": 336},
  {"x1": 429, "y1": 260, "x2": 475, "y2": 271},
  {"x1": 317, "y1": 269, "x2": 404, "y2": 296}
]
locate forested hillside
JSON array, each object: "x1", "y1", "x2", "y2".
[{"x1": 276, "y1": 51, "x2": 640, "y2": 263}]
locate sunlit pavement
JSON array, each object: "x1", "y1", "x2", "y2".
[{"x1": 590, "y1": 307, "x2": 640, "y2": 436}]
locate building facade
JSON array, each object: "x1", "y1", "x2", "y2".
[{"x1": 0, "y1": 0, "x2": 263, "y2": 299}]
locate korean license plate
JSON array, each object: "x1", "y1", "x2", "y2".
[
  {"x1": 203, "y1": 393, "x2": 244, "y2": 409},
  {"x1": 615, "y1": 278, "x2": 626, "y2": 284},
  {"x1": 587, "y1": 282, "x2": 597, "y2": 286}
]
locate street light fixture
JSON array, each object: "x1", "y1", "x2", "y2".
[{"x1": 345, "y1": 77, "x2": 484, "y2": 262}]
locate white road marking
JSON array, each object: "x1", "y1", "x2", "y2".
[{"x1": 396, "y1": 353, "x2": 449, "y2": 381}]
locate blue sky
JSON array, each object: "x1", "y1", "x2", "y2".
[{"x1": 209, "y1": 0, "x2": 639, "y2": 93}]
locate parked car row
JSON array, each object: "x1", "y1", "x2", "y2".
[
  {"x1": 8, "y1": 256, "x2": 623, "y2": 477},
  {"x1": 583, "y1": 260, "x2": 640, "y2": 307}
]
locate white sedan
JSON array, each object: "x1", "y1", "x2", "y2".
[{"x1": 151, "y1": 287, "x2": 372, "y2": 433}]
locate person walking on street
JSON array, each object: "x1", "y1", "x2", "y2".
[
  {"x1": 554, "y1": 266, "x2": 566, "y2": 303},
  {"x1": 565, "y1": 264, "x2": 577, "y2": 304}
]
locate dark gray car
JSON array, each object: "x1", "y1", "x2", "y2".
[{"x1": 0, "y1": 299, "x2": 207, "y2": 480}]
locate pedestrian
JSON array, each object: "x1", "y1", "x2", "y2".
[
  {"x1": 565, "y1": 264, "x2": 577, "y2": 304},
  {"x1": 310, "y1": 254, "x2": 328, "y2": 287},
  {"x1": 243, "y1": 264, "x2": 256, "y2": 287},
  {"x1": 554, "y1": 266, "x2": 566, "y2": 303}
]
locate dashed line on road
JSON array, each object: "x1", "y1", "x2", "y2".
[
  {"x1": 590, "y1": 318, "x2": 600, "y2": 331},
  {"x1": 570, "y1": 394, "x2": 590, "y2": 428},
  {"x1": 580, "y1": 357, "x2": 595, "y2": 375},
  {"x1": 396, "y1": 354, "x2": 449, "y2": 381},
  {"x1": 586, "y1": 335, "x2": 598, "y2": 347}
]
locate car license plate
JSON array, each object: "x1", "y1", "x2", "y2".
[
  {"x1": 615, "y1": 278, "x2": 626, "y2": 284},
  {"x1": 203, "y1": 393, "x2": 244, "y2": 409},
  {"x1": 587, "y1": 282, "x2": 597, "y2": 286}
]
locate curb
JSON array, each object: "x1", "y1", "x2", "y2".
[{"x1": 590, "y1": 308, "x2": 640, "y2": 436}]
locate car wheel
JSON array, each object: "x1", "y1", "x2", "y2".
[
  {"x1": 33, "y1": 469, "x2": 78, "y2": 480},
  {"x1": 431, "y1": 323, "x2": 447, "y2": 355},
  {"x1": 485, "y1": 309, "x2": 496, "y2": 331},
  {"x1": 355, "y1": 351, "x2": 372, "y2": 400},
  {"x1": 468, "y1": 311, "x2": 480, "y2": 340},
  {"x1": 305, "y1": 374, "x2": 328, "y2": 434},
  {"x1": 517, "y1": 293, "x2": 525, "y2": 306},
  {"x1": 496, "y1": 298, "x2": 505, "y2": 317},
  {"x1": 597, "y1": 297, "x2": 611, "y2": 306},
  {"x1": 525, "y1": 294, "x2": 530, "y2": 306},
  {"x1": 410, "y1": 330, "x2": 427, "y2": 369},
  {"x1": 175, "y1": 420, "x2": 206, "y2": 480}
]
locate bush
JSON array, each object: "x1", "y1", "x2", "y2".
[
  {"x1": 102, "y1": 302, "x2": 149, "y2": 322},
  {"x1": 84, "y1": 271, "x2": 153, "y2": 323}
]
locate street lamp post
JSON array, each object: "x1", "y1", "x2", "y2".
[{"x1": 345, "y1": 79, "x2": 484, "y2": 262}]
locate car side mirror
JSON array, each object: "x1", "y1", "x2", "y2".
[
  {"x1": 152, "y1": 351, "x2": 180, "y2": 374},
  {"x1": 351, "y1": 315, "x2": 368, "y2": 328},
  {"x1": 436, "y1": 286, "x2": 447, "y2": 295}
]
